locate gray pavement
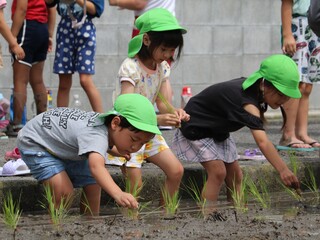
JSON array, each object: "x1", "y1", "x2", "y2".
[{"x1": 1, "y1": 117, "x2": 320, "y2": 211}]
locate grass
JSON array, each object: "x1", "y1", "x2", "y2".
[
  {"x1": 40, "y1": 185, "x2": 72, "y2": 228},
  {"x1": 302, "y1": 165, "x2": 320, "y2": 202},
  {"x1": 229, "y1": 173, "x2": 248, "y2": 213},
  {"x1": 183, "y1": 175, "x2": 207, "y2": 216},
  {"x1": 1, "y1": 191, "x2": 22, "y2": 239},
  {"x1": 160, "y1": 186, "x2": 180, "y2": 218},
  {"x1": 247, "y1": 176, "x2": 271, "y2": 209}
]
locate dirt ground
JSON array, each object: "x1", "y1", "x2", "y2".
[{"x1": 1, "y1": 195, "x2": 320, "y2": 240}]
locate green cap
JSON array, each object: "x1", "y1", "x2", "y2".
[
  {"x1": 99, "y1": 94, "x2": 161, "y2": 135},
  {"x1": 242, "y1": 55, "x2": 301, "y2": 98},
  {"x1": 128, "y1": 8, "x2": 187, "y2": 58}
]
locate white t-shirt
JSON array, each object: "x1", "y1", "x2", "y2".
[{"x1": 134, "y1": 0, "x2": 175, "y2": 16}]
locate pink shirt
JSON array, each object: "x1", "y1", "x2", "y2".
[{"x1": 0, "y1": 0, "x2": 7, "y2": 9}]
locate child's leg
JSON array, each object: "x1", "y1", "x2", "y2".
[
  {"x1": 29, "y1": 61, "x2": 47, "y2": 114},
  {"x1": 224, "y1": 161, "x2": 243, "y2": 202},
  {"x1": 80, "y1": 184, "x2": 101, "y2": 216},
  {"x1": 57, "y1": 74, "x2": 72, "y2": 107},
  {"x1": 79, "y1": 73, "x2": 103, "y2": 112},
  {"x1": 200, "y1": 160, "x2": 226, "y2": 202},
  {"x1": 12, "y1": 61, "x2": 30, "y2": 126},
  {"x1": 42, "y1": 171, "x2": 74, "y2": 209},
  {"x1": 147, "y1": 149, "x2": 184, "y2": 199}
]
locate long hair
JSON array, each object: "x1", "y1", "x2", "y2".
[{"x1": 137, "y1": 30, "x2": 184, "y2": 63}]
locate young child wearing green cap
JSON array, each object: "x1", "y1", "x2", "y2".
[
  {"x1": 16, "y1": 93, "x2": 160, "y2": 215},
  {"x1": 172, "y1": 54, "x2": 301, "y2": 211},
  {"x1": 106, "y1": 8, "x2": 190, "y2": 203}
]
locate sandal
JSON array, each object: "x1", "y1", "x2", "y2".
[
  {"x1": 6, "y1": 123, "x2": 24, "y2": 137},
  {"x1": 0, "y1": 119, "x2": 9, "y2": 132}
]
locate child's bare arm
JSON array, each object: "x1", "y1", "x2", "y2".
[
  {"x1": 281, "y1": 0, "x2": 295, "y2": 56},
  {"x1": 47, "y1": 6, "x2": 56, "y2": 53},
  {"x1": 108, "y1": 146, "x2": 131, "y2": 160},
  {"x1": 88, "y1": 152, "x2": 138, "y2": 208},
  {"x1": 76, "y1": 0, "x2": 97, "y2": 16},
  {"x1": 11, "y1": 0, "x2": 27, "y2": 38}
]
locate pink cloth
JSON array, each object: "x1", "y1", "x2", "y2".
[{"x1": 0, "y1": 0, "x2": 7, "y2": 9}]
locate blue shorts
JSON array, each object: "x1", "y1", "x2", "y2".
[
  {"x1": 53, "y1": 17, "x2": 96, "y2": 74},
  {"x1": 13, "y1": 20, "x2": 49, "y2": 67},
  {"x1": 20, "y1": 149, "x2": 96, "y2": 188}
]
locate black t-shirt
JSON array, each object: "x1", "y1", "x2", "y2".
[{"x1": 180, "y1": 77, "x2": 265, "y2": 141}]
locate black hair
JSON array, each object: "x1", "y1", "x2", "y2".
[
  {"x1": 137, "y1": 30, "x2": 184, "y2": 63},
  {"x1": 104, "y1": 115, "x2": 141, "y2": 132},
  {"x1": 258, "y1": 78, "x2": 287, "y2": 129}
]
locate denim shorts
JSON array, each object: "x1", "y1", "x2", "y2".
[{"x1": 20, "y1": 149, "x2": 96, "y2": 188}]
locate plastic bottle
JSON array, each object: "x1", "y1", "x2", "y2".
[
  {"x1": 181, "y1": 86, "x2": 192, "y2": 109},
  {"x1": 72, "y1": 94, "x2": 82, "y2": 109},
  {"x1": 9, "y1": 89, "x2": 27, "y2": 125},
  {"x1": 47, "y1": 89, "x2": 53, "y2": 110}
]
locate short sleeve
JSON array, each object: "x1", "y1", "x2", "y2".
[
  {"x1": 91, "y1": 0, "x2": 104, "y2": 17},
  {"x1": 160, "y1": 61, "x2": 171, "y2": 83},
  {"x1": 118, "y1": 58, "x2": 141, "y2": 86}
]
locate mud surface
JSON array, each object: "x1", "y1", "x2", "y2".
[{"x1": 1, "y1": 201, "x2": 320, "y2": 240}]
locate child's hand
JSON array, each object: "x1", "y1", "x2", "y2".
[
  {"x1": 175, "y1": 108, "x2": 190, "y2": 122},
  {"x1": 115, "y1": 192, "x2": 139, "y2": 209},
  {"x1": 157, "y1": 113, "x2": 181, "y2": 127},
  {"x1": 10, "y1": 43, "x2": 25, "y2": 60},
  {"x1": 279, "y1": 168, "x2": 300, "y2": 189},
  {"x1": 282, "y1": 35, "x2": 296, "y2": 57}
]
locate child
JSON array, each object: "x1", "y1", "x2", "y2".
[
  {"x1": 172, "y1": 55, "x2": 301, "y2": 207},
  {"x1": 0, "y1": 0, "x2": 25, "y2": 62},
  {"x1": 279, "y1": 0, "x2": 320, "y2": 149},
  {"x1": 7, "y1": 0, "x2": 56, "y2": 136},
  {"x1": 106, "y1": 8, "x2": 190, "y2": 202},
  {"x1": 47, "y1": 0, "x2": 104, "y2": 113},
  {"x1": 17, "y1": 93, "x2": 161, "y2": 215}
]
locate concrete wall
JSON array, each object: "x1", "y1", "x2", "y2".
[{"x1": 0, "y1": 0, "x2": 319, "y2": 119}]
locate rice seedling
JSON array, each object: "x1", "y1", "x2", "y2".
[
  {"x1": 183, "y1": 175, "x2": 207, "y2": 216},
  {"x1": 1, "y1": 191, "x2": 22, "y2": 240},
  {"x1": 40, "y1": 185, "x2": 72, "y2": 228},
  {"x1": 79, "y1": 190, "x2": 93, "y2": 216},
  {"x1": 228, "y1": 173, "x2": 249, "y2": 213},
  {"x1": 160, "y1": 186, "x2": 180, "y2": 219},
  {"x1": 120, "y1": 177, "x2": 149, "y2": 220},
  {"x1": 247, "y1": 176, "x2": 271, "y2": 209},
  {"x1": 157, "y1": 92, "x2": 180, "y2": 128},
  {"x1": 302, "y1": 165, "x2": 320, "y2": 202}
]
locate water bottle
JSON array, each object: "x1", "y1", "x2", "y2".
[
  {"x1": 47, "y1": 89, "x2": 53, "y2": 110},
  {"x1": 72, "y1": 94, "x2": 82, "y2": 109},
  {"x1": 181, "y1": 86, "x2": 192, "y2": 109}
]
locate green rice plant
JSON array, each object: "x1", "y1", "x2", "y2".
[
  {"x1": 247, "y1": 176, "x2": 271, "y2": 209},
  {"x1": 302, "y1": 165, "x2": 320, "y2": 201},
  {"x1": 40, "y1": 185, "x2": 72, "y2": 228},
  {"x1": 79, "y1": 190, "x2": 93, "y2": 216},
  {"x1": 120, "y1": 177, "x2": 146, "y2": 219},
  {"x1": 288, "y1": 151, "x2": 300, "y2": 175},
  {"x1": 1, "y1": 191, "x2": 22, "y2": 239},
  {"x1": 183, "y1": 175, "x2": 207, "y2": 215},
  {"x1": 160, "y1": 187, "x2": 180, "y2": 219},
  {"x1": 228, "y1": 173, "x2": 249, "y2": 213}
]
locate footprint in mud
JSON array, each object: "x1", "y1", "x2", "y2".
[{"x1": 205, "y1": 211, "x2": 227, "y2": 222}]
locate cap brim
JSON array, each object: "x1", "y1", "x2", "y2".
[
  {"x1": 272, "y1": 83, "x2": 302, "y2": 98},
  {"x1": 99, "y1": 111, "x2": 162, "y2": 135}
]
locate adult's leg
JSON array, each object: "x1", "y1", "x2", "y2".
[
  {"x1": 81, "y1": 184, "x2": 101, "y2": 216},
  {"x1": 42, "y1": 171, "x2": 74, "y2": 209},
  {"x1": 12, "y1": 60, "x2": 30, "y2": 126},
  {"x1": 224, "y1": 161, "x2": 243, "y2": 202},
  {"x1": 79, "y1": 73, "x2": 103, "y2": 112},
  {"x1": 57, "y1": 74, "x2": 72, "y2": 107},
  {"x1": 147, "y1": 149, "x2": 184, "y2": 199},
  {"x1": 280, "y1": 91, "x2": 310, "y2": 148},
  {"x1": 29, "y1": 61, "x2": 47, "y2": 114}
]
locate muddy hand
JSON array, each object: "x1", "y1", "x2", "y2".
[{"x1": 291, "y1": 182, "x2": 301, "y2": 197}]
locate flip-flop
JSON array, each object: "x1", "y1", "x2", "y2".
[
  {"x1": 238, "y1": 148, "x2": 266, "y2": 161},
  {"x1": 305, "y1": 141, "x2": 320, "y2": 148},
  {"x1": 5, "y1": 147, "x2": 21, "y2": 160},
  {"x1": 0, "y1": 159, "x2": 30, "y2": 176},
  {"x1": 275, "y1": 144, "x2": 316, "y2": 152}
]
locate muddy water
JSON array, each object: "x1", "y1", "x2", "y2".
[{"x1": 2, "y1": 191, "x2": 320, "y2": 239}]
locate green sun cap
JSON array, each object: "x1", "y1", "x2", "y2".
[
  {"x1": 128, "y1": 8, "x2": 187, "y2": 58},
  {"x1": 242, "y1": 54, "x2": 301, "y2": 98},
  {"x1": 99, "y1": 94, "x2": 161, "y2": 135}
]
